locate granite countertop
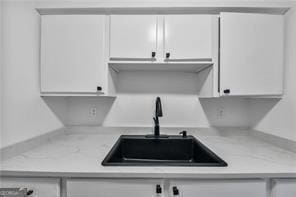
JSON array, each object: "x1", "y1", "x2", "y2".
[{"x1": 1, "y1": 127, "x2": 296, "y2": 178}]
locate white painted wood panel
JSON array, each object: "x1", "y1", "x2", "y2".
[
  {"x1": 67, "y1": 179, "x2": 163, "y2": 197},
  {"x1": 164, "y1": 15, "x2": 215, "y2": 61},
  {"x1": 169, "y1": 179, "x2": 267, "y2": 197},
  {"x1": 0, "y1": 178, "x2": 60, "y2": 197},
  {"x1": 272, "y1": 179, "x2": 296, "y2": 197},
  {"x1": 220, "y1": 13, "x2": 284, "y2": 96},
  {"x1": 109, "y1": 15, "x2": 158, "y2": 60},
  {"x1": 41, "y1": 15, "x2": 106, "y2": 93}
]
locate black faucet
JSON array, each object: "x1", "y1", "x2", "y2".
[{"x1": 153, "y1": 97, "x2": 163, "y2": 137}]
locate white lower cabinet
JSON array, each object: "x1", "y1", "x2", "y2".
[
  {"x1": 169, "y1": 179, "x2": 267, "y2": 197},
  {"x1": 0, "y1": 177, "x2": 60, "y2": 197},
  {"x1": 66, "y1": 179, "x2": 164, "y2": 197},
  {"x1": 3, "y1": 177, "x2": 294, "y2": 197},
  {"x1": 272, "y1": 179, "x2": 296, "y2": 197}
]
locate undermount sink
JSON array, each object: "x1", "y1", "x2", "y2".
[{"x1": 102, "y1": 135, "x2": 227, "y2": 166}]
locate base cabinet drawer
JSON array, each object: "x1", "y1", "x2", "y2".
[
  {"x1": 272, "y1": 179, "x2": 296, "y2": 197},
  {"x1": 0, "y1": 177, "x2": 60, "y2": 197},
  {"x1": 66, "y1": 179, "x2": 164, "y2": 197},
  {"x1": 169, "y1": 179, "x2": 267, "y2": 197}
]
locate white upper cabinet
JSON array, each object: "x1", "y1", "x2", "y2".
[
  {"x1": 109, "y1": 15, "x2": 158, "y2": 61},
  {"x1": 109, "y1": 15, "x2": 217, "y2": 63},
  {"x1": 164, "y1": 15, "x2": 217, "y2": 61},
  {"x1": 169, "y1": 180, "x2": 267, "y2": 197},
  {"x1": 40, "y1": 12, "x2": 285, "y2": 97},
  {"x1": 41, "y1": 15, "x2": 106, "y2": 94},
  {"x1": 220, "y1": 13, "x2": 284, "y2": 96}
]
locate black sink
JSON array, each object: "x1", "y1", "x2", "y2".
[{"x1": 102, "y1": 135, "x2": 227, "y2": 166}]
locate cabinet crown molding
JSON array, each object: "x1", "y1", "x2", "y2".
[{"x1": 36, "y1": 7, "x2": 289, "y2": 15}]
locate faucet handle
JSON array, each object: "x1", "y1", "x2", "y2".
[
  {"x1": 153, "y1": 117, "x2": 159, "y2": 126},
  {"x1": 179, "y1": 131, "x2": 187, "y2": 137}
]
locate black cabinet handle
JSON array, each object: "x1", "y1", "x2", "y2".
[
  {"x1": 26, "y1": 190, "x2": 34, "y2": 196},
  {"x1": 223, "y1": 89, "x2": 230, "y2": 94},
  {"x1": 166, "y1": 52, "x2": 170, "y2": 59},
  {"x1": 152, "y1": 52, "x2": 156, "y2": 58},
  {"x1": 156, "y1": 184, "x2": 162, "y2": 194},
  {"x1": 173, "y1": 186, "x2": 179, "y2": 196},
  {"x1": 97, "y1": 86, "x2": 102, "y2": 91}
]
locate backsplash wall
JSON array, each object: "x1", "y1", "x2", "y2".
[{"x1": 65, "y1": 95, "x2": 250, "y2": 128}]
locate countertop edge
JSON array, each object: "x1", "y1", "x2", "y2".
[{"x1": 1, "y1": 170, "x2": 296, "y2": 179}]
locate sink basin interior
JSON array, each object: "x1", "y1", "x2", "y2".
[{"x1": 102, "y1": 135, "x2": 227, "y2": 166}]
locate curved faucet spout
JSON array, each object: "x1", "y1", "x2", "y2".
[{"x1": 155, "y1": 97, "x2": 163, "y2": 117}]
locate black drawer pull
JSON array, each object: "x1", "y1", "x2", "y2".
[
  {"x1": 173, "y1": 186, "x2": 179, "y2": 196},
  {"x1": 156, "y1": 184, "x2": 162, "y2": 194},
  {"x1": 223, "y1": 89, "x2": 230, "y2": 94},
  {"x1": 166, "y1": 52, "x2": 170, "y2": 59},
  {"x1": 152, "y1": 52, "x2": 156, "y2": 58},
  {"x1": 27, "y1": 190, "x2": 34, "y2": 196}
]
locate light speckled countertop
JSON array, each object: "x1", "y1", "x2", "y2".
[{"x1": 1, "y1": 127, "x2": 296, "y2": 178}]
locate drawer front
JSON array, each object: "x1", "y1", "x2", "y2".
[
  {"x1": 272, "y1": 179, "x2": 296, "y2": 197},
  {"x1": 169, "y1": 179, "x2": 267, "y2": 197},
  {"x1": 67, "y1": 179, "x2": 164, "y2": 197},
  {"x1": 0, "y1": 177, "x2": 60, "y2": 197}
]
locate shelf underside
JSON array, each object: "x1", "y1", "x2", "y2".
[{"x1": 109, "y1": 62, "x2": 213, "y2": 73}]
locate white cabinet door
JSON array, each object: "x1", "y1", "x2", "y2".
[
  {"x1": 169, "y1": 180, "x2": 266, "y2": 197},
  {"x1": 67, "y1": 179, "x2": 163, "y2": 197},
  {"x1": 41, "y1": 15, "x2": 106, "y2": 93},
  {"x1": 0, "y1": 177, "x2": 60, "y2": 197},
  {"x1": 164, "y1": 15, "x2": 217, "y2": 61},
  {"x1": 272, "y1": 179, "x2": 296, "y2": 197},
  {"x1": 109, "y1": 15, "x2": 158, "y2": 61},
  {"x1": 220, "y1": 13, "x2": 284, "y2": 96}
]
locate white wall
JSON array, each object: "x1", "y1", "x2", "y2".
[
  {"x1": 1, "y1": 0, "x2": 253, "y2": 148},
  {"x1": 66, "y1": 95, "x2": 250, "y2": 128},
  {"x1": 1, "y1": 2, "x2": 64, "y2": 148},
  {"x1": 1, "y1": 0, "x2": 295, "y2": 149},
  {"x1": 0, "y1": 0, "x2": 3, "y2": 150},
  {"x1": 250, "y1": 3, "x2": 296, "y2": 141},
  {"x1": 65, "y1": 71, "x2": 250, "y2": 128}
]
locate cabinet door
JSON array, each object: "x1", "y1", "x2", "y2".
[
  {"x1": 41, "y1": 15, "x2": 106, "y2": 93},
  {"x1": 67, "y1": 179, "x2": 163, "y2": 197},
  {"x1": 109, "y1": 15, "x2": 158, "y2": 61},
  {"x1": 0, "y1": 177, "x2": 60, "y2": 197},
  {"x1": 272, "y1": 179, "x2": 296, "y2": 197},
  {"x1": 164, "y1": 15, "x2": 216, "y2": 61},
  {"x1": 169, "y1": 179, "x2": 266, "y2": 197},
  {"x1": 220, "y1": 13, "x2": 284, "y2": 96}
]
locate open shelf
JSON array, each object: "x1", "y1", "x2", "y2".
[
  {"x1": 40, "y1": 94, "x2": 116, "y2": 97},
  {"x1": 109, "y1": 62, "x2": 213, "y2": 73},
  {"x1": 40, "y1": 92, "x2": 116, "y2": 98}
]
